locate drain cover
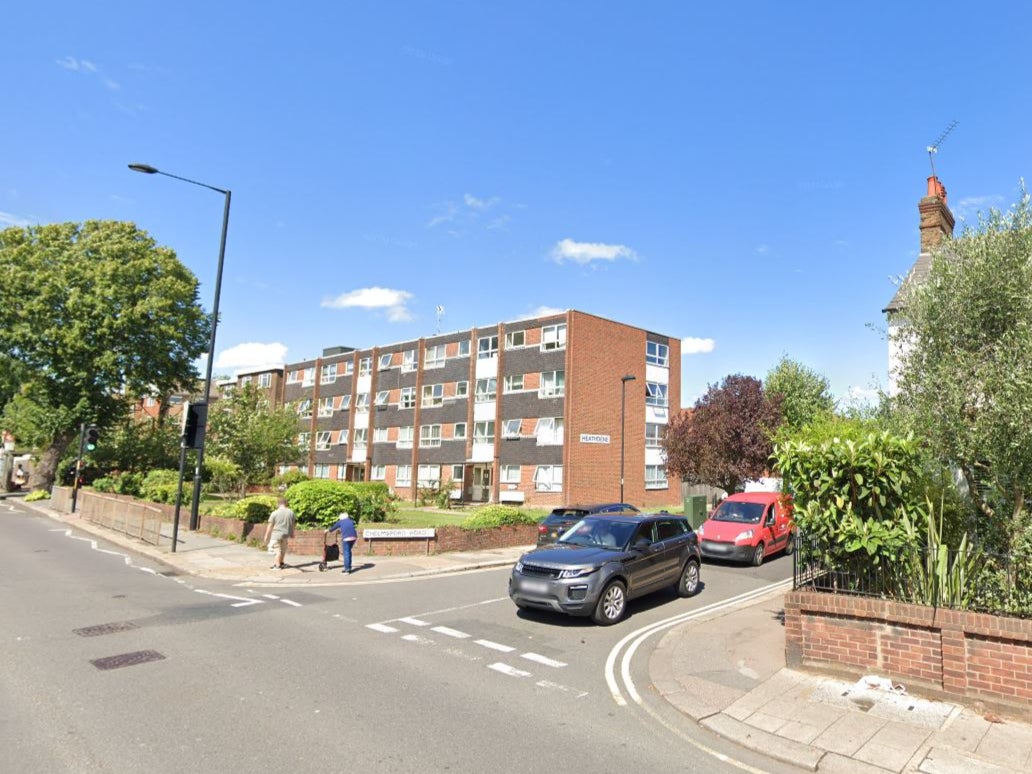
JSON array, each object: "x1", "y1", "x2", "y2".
[
  {"x1": 74, "y1": 621, "x2": 138, "y2": 638},
  {"x1": 90, "y1": 650, "x2": 165, "y2": 671}
]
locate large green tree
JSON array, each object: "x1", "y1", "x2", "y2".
[
  {"x1": 0, "y1": 221, "x2": 208, "y2": 489},
  {"x1": 893, "y1": 192, "x2": 1032, "y2": 554},
  {"x1": 765, "y1": 355, "x2": 835, "y2": 433},
  {"x1": 663, "y1": 374, "x2": 783, "y2": 494}
]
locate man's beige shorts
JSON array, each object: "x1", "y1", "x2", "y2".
[{"x1": 268, "y1": 535, "x2": 288, "y2": 555}]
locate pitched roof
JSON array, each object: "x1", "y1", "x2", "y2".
[{"x1": 883, "y1": 251, "x2": 934, "y2": 313}]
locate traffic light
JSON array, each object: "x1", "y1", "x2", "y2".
[
  {"x1": 85, "y1": 426, "x2": 100, "y2": 452},
  {"x1": 183, "y1": 402, "x2": 208, "y2": 450}
]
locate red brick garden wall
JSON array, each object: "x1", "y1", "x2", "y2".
[{"x1": 785, "y1": 590, "x2": 1032, "y2": 719}]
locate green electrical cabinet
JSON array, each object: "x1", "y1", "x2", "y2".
[{"x1": 683, "y1": 495, "x2": 709, "y2": 530}]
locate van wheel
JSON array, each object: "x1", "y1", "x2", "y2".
[
  {"x1": 784, "y1": 531, "x2": 796, "y2": 556},
  {"x1": 751, "y1": 543, "x2": 765, "y2": 567},
  {"x1": 677, "y1": 559, "x2": 700, "y2": 597},
  {"x1": 592, "y1": 580, "x2": 627, "y2": 625}
]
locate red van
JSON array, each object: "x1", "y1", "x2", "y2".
[{"x1": 696, "y1": 492, "x2": 794, "y2": 566}]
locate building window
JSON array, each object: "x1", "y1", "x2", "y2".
[
  {"x1": 302, "y1": 367, "x2": 315, "y2": 386},
  {"x1": 504, "y1": 374, "x2": 524, "y2": 393},
  {"x1": 422, "y1": 383, "x2": 444, "y2": 407},
  {"x1": 402, "y1": 349, "x2": 417, "y2": 372},
  {"x1": 534, "y1": 465, "x2": 563, "y2": 492},
  {"x1": 451, "y1": 464, "x2": 465, "y2": 483},
  {"x1": 356, "y1": 393, "x2": 370, "y2": 412},
  {"x1": 535, "y1": 417, "x2": 564, "y2": 446},
  {"x1": 419, "y1": 424, "x2": 442, "y2": 448},
  {"x1": 297, "y1": 399, "x2": 312, "y2": 418},
  {"x1": 645, "y1": 422, "x2": 664, "y2": 448},
  {"x1": 371, "y1": 464, "x2": 386, "y2": 481},
  {"x1": 502, "y1": 418, "x2": 522, "y2": 439},
  {"x1": 397, "y1": 426, "x2": 414, "y2": 448},
  {"x1": 259, "y1": 373, "x2": 272, "y2": 388},
  {"x1": 454, "y1": 422, "x2": 467, "y2": 440},
  {"x1": 373, "y1": 427, "x2": 388, "y2": 443},
  {"x1": 475, "y1": 378, "x2": 497, "y2": 402},
  {"x1": 500, "y1": 465, "x2": 521, "y2": 484},
  {"x1": 646, "y1": 341, "x2": 669, "y2": 367},
  {"x1": 321, "y1": 363, "x2": 338, "y2": 384},
  {"x1": 541, "y1": 323, "x2": 567, "y2": 351},
  {"x1": 478, "y1": 335, "x2": 498, "y2": 359},
  {"x1": 540, "y1": 370, "x2": 565, "y2": 398},
  {"x1": 400, "y1": 387, "x2": 416, "y2": 409},
  {"x1": 353, "y1": 428, "x2": 368, "y2": 448},
  {"x1": 298, "y1": 432, "x2": 310, "y2": 447},
  {"x1": 505, "y1": 330, "x2": 525, "y2": 349},
  {"x1": 645, "y1": 465, "x2": 668, "y2": 489},
  {"x1": 457, "y1": 340, "x2": 470, "y2": 357},
  {"x1": 339, "y1": 394, "x2": 352, "y2": 410},
  {"x1": 356, "y1": 357, "x2": 371, "y2": 376},
  {"x1": 286, "y1": 369, "x2": 301, "y2": 384},
  {"x1": 455, "y1": 380, "x2": 469, "y2": 398},
  {"x1": 314, "y1": 464, "x2": 330, "y2": 479},
  {"x1": 425, "y1": 344, "x2": 446, "y2": 369},
  {"x1": 338, "y1": 429, "x2": 348, "y2": 445},
  {"x1": 316, "y1": 431, "x2": 332, "y2": 450},
  {"x1": 417, "y1": 464, "x2": 441, "y2": 488},
  {"x1": 378, "y1": 353, "x2": 393, "y2": 370},
  {"x1": 645, "y1": 382, "x2": 668, "y2": 407},
  {"x1": 473, "y1": 421, "x2": 495, "y2": 443},
  {"x1": 240, "y1": 376, "x2": 251, "y2": 387},
  {"x1": 375, "y1": 390, "x2": 390, "y2": 407},
  {"x1": 344, "y1": 361, "x2": 354, "y2": 376},
  {"x1": 396, "y1": 464, "x2": 412, "y2": 487},
  {"x1": 318, "y1": 397, "x2": 334, "y2": 417}
]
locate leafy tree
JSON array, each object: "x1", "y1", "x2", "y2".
[
  {"x1": 765, "y1": 355, "x2": 835, "y2": 433},
  {"x1": 0, "y1": 221, "x2": 208, "y2": 489},
  {"x1": 205, "y1": 383, "x2": 303, "y2": 490},
  {"x1": 663, "y1": 374, "x2": 782, "y2": 494},
  {"x1": 893, "y1": 191, "x2": 1032, "y2": 555},
  {"x1": 90, "y1": 415, "x2": 182, "y2": 473}
]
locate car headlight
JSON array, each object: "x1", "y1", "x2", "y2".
[
  {"x1": 514, "y1": 561, "x2": 524, "y2": 573},
  {"x1": 734, "y1": 530, "x2": 754, "y2": 543},
  {"x1": 696, "y1": 525, "x2": 704, "y2": 537},
  {"x1": 557, "y1": 567, "x2": 595, "y2": 579}
]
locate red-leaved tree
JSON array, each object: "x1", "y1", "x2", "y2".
[{"x1": 664, "y1": 374, "x2": 782, "y2": 494}]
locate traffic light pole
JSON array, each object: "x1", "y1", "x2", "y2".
[
  {"x1": 170, "y1": 438, "x2": 188, "y2": 553},
  {"x1": 70, "y1": 423, "x2": 86, "y2": 513}
]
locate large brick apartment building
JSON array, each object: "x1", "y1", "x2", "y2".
[{"x1": 236, "y1": 310, "x2": 680, "y2": 508}]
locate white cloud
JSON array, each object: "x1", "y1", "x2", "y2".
[
  {"x1": 681, "y1": 337, "x2": 715, "y2": 355},
  {"x1": 954, "y1": 194, "x2": 1004, "y2": 221},
  {"x1": 755, "y1": 244, "x2": 769, "y2": 254},
  {"x1": 0, "y1": 211, "x2": 30, "y2": 227},
  {"x1": 56, "y1": 56, "x2": 96, "y2": 72},
  {"x1": 519, "y1": 305, "x2": 566, "y2": 319},
  {"x1": 486, "y1": 214, "x2": 510, "y2": 230},
  {"x1": 214, "y1": 342, "x2": 288, "y2": 372},
  {"x1": 463, "y1": 193, "x2": 499, "y2": 210},
  {"x1": 428, "y1": 193, "x2": 504, "y2": 229},
  {"x1": 427, "y1": 201, "x2": 459, "y2": 228},
  {"x1": 321, "y1": 286, "x2": 414, "y2": 322},
  {"x1": 551, "y1": 238, "x2": 638, "y2": 265},
  {"x1": 847, "y1": 385, "x2": 880, "y2": 403},
  {"x1": 104, "y1": 77, "x2": 121, "y2": 91}
]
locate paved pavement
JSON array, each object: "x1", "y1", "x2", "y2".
[{"x1": 11, "y1": 494, "x2": 1032, "y2": 773}]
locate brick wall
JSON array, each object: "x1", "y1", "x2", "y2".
[{"x1": 785, "y1": 590, "x2": 1032, "y2": 719}]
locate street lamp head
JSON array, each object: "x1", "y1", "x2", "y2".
[
  {"x1": 621, "y1": 374, "x2": 637, "y2": 383},
  {"x1": 128, "y1": 163, "x2": 159, "y2": 174}
]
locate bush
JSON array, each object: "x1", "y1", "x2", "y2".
[
  {"x1": 91, "y1": 477, "x2": 115, "y2": 493},
  {"x1": 271, "y1": 469, "x2": 309, "y2": 490},
  {"x1": 231, "y1": 495, "x2": 280, "y2": 524},
  {"x1": 25, "y1": 489, "x2": 50, "y2": 502},
  {"x1": 285, "y1": 480, "x2": 360, "y2": 526},
  {"x1": 113, "y1": 471, "x2": 144, "y2": 497},
  {"x1": 205, "y1": 455, "x2": 245, "y2": 495},
  {"x1": 140, "y1": 469, "x2": 181, "y2": 504},
  {"x1": 460, "y1": 505, "x2": 538, "y2": 531}
]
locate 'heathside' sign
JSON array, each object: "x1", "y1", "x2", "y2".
[{"x1": 579, "y1": 433, "x2": 611, "y2": 444}]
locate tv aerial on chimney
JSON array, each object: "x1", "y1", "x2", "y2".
[{"x1": 926, "y1": 120, "x2": 958, "y2": 178}]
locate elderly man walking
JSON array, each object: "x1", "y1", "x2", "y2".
[{"x1": 263, "y1": 497, "x2": 296, "y2": 570}]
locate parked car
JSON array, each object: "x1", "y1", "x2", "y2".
[
  {"x1": 535, "y1": 502, "x2": 640, "y2": 545},
  {"x1": 510, "y1": 512, "x2": 702, "y2": 625},
  {"x1": 697, "y1": 492, "x2": 794, "y2": 566}
]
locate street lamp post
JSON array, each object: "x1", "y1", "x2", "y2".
[
  {"x1": 129, "y1": 163, "x2": 231, "y2": 532},
  {"x1": 620, "y1": 374, "x2": 637, "y2": 505}
]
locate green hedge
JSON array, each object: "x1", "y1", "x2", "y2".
[
  {"x1": 284, "y1": 480, "x2": 395, "y2": 525},
  {"x1": 230, "y1": 495, "x2": 279, "y2": 524},
  {"x1": 460, "y1": 505, "x2": 538, "y2": 531}
]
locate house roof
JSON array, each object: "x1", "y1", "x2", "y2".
[{"x1": 883, "y1": 251, "x2": 934, "y2": 313}]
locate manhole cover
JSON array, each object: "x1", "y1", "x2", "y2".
[
  {"x1": 90, "y1": 650, "x2": 165, "y2": 671},
  {"x1": 74, "y1": 621, "x2": 138, "y2": 638}
]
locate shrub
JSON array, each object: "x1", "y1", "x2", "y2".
[
  {"x1": 205, "y1": 455, "x2": 245, "y2": 495},
  {"x1": 285, "y1": 480, "x2": 360, "y2": 526},
  {"x1": 140, "y1": 469, "x2": 181, "y2": 504},
  {"x1": 460, "y1": 505, "x2": 538, "y2": 530},
  {"x1": 25, "y1": 489, "x2": 50, "y2": 502},
  {"x1": 271, "y1": 469, "x2": 309, "y2": 490},
  {"x1": 231, "y1": 495, "x2": 279, "y2": 524},
  {"x1": 113, "y1": 471, "x2": 144, "y2": 497},
  {"x1": 91, "y1": 477, "x2": 115, "y2": 493}
]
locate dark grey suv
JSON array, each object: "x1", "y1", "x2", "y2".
[{"x1": 510, "y1": 513, "x2": 702, "y2": 625}]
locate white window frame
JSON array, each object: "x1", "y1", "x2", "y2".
[
  {"x1": 396, "y1": 464, "x2": 412, "y2": 487},
  {"x1": 356, "y1": 393, "x2": 370, "y2": 412},
  {"x1": 321, "y1": 363, "x2": 338, "y2": 384},
  {"x1": 646, "y1": 382, "x2": 668, "y2": 408},
  {"x1": 646, "y1": 341, "x2": 669, "y2": 367},
  {"x1": 504, "y1": 374, "x2": 524, "y2": 393},
  {"x1": 402, "y1": 349, "x2": 417, "y2": 372},
  {"x1": 240, "y1": 376, "x2": 251, "y2": 387},
  {"x1": 451, "y1": 464, "x2": 465, "y2": 483},
  {"x1": 397, "y1": 426, "x2": 414, "y2": 448},
  {"x1": 316, "y1": 431, "x2": 332, "y2": 451},
  {"x1": 645, "y1": 465, "x2": 668, "y2": 489},
  {"x1": 475, "y1": 378, "x2": 497, "y2": 402},
  {"x1": 371, "y1": 464, "x2": 386, "y2": 481},
  {"x1": 645, "y1": 422, "x2": 664, "y2": 448},
  {"x1": 473, "y1": 421, "x2": 495, "y2": 443},
  {"x1": 375, "y1": 390, "x2": 390, "y2": 407},
  {"x1": 297, "y1": 398, "x2": 312, "y2": 418},
  {"x1": 286, "y1": 369, "x2": 302, "y2": 384},
  {"x1": 373, "y1": 427, "x2": 389, "y2": 443},
  {"x1": 454, "y1": 422, "x2": 467, "y2": 440},
  {"x1": 455, "y1": 380, "x2": 469, "y2": 398},
  {"x1": 313, "y1": 463, "x2": 330, "y2": 479},
  {"x1": 344, "y1": 361, "x2": 354, "y2": 376},
  {"x1": 534, "y1": 416, "x2": 564, "y2": 446},
  {"x1": 378, "y1": 353, "x2": 393, "y2": 370},
  {"x1": 425, "y1": 344, "x2": 446, "y2": 369},
  {"x1": 534, "y1": 465, "x2": 563, "y2": 492},
  {"x1": 337, "y1": 429, "x2": 348, "y2": 445},
  {"x1": 478, "y1": 335, "x2": 499, "y2": 359},
  {"x1": 422, "y1": 383, "x2": 444, "y2": 407},
  {"x1": 505, "y1": 330, "x2": 525, "y2": 349},
  {"x1": 259, "y1": 372, "x2": 272, "y2": 388},
  {"x1": 358, "y1": 357, "x2": 372, "y2": 376},
  {"x1": 400, "y1": 387, "x2": 416, "y2": 409},
  {"x1": 500, "y1": 464, "x2": 521, "y2": 484},
  {"x1": 502, "y1": 418, "x2": 522, "y2": 439},
  {"x1": 318, "y1": 397, "x2": 334, "y2": 418},
  {"x1": 302, "y1": 367, "x2": 315, "y2": 387},
  {"x1": 417, "y1": 464, "x2": 441, "y2": 488},
  {"x1": 338, "y1": 394, "x2": 352, "y2": 410},
  {"x1": 541, "y1": 323, "x2": 567, "y2": 351},
  {"x1": 298, "y1": 432, "x2": 310, "y2": 447},
  {"x1": 457, "y1": 340, "x2": 470, "y2": 357},
  {"x1": 352, "y1": 428, "x2": 368, "y2": 448},
  {"x1": 419, "y1": 424, "x2": 442, "y2": 448},
  {"x1": 539, "y1": 370, "x2": 565, "y2": 398}
]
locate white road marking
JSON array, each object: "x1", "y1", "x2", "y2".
[
  {"x1": 138, "y1": 566, "x2": 157, "y2": 574},
  {"x1": 536, "y1": 680, "x2": 589, "y2": 698},
  {"x1": 393, "y1": 596, "x2": 509, "y2": 621},
  {"x1": 521, "y1": 652, "x2": 567, "y2": 669},
  {"x1": 401, "y1": 634, "x2": 433, "y2": 645},
  {"x1": 443, "y1": 648, "x2": 482, "y2": 662},
  {"x1": 366, "y1": 623, "x2": 398, "y2": 633},
  {"x1": 262, "y1": 594, "x2": 280, "y2": 600},
  {"x1": 193, "y1": 589, "x2": 264, "y2": 608},
  {"x1": 488, "y1": 662, "x2": 531, "y2": 678},
  {"x1": 279, "y1": 599, "x2": 302, "y2": 608},
  {"x1": 474, "y1": 639, "x2": 515, "y2": 653},
  {"x1": 399, "y1": 617, "x2": 430, "y2": 626},
  {"x1": 431, "y1": 626, "x2": 470, "y2": 639}
]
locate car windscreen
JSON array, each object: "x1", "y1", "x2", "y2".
[
  {"x1": 558, "y1": 518, "x2": 637, "y2": 549},
  {"x1": 711, "y1": 501, "x2": 766, "y2": 524},
  {"x1": 546, "y1": 509, "x2": 587, "y2": 522}
]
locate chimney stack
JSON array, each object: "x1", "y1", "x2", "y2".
[{"x1": 919, "y1": 175, "x2": 955, "y2": 254}]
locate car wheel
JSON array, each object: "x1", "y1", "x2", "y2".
[
  {"x1": 751, "y1": 542, "x2": 765, "y2": 567},
  {"x1": 677, "y1": 559, "x2": 700, "y2": 597},
  {"x1": 784, "y1": 531, "x2": 796, "y2": 556},
  {"x1": 592, "y1": 580, "x2": 627, "y2": 625}
]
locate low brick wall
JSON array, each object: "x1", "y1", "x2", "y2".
[{"x1": 785, "y1": 590, "x2": 1032, "y2": 719}]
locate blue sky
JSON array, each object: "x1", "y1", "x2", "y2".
[{"x1": 4, "y1": 2, "x2": 1030, "y2": 407}]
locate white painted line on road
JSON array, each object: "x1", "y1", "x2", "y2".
[
  {"x1": 399, "y1": 617, "x2": 430, "y2": 626},
  {"x1": 474, "y1": 639, "x2": 516, "y2": 653},
  {"x1": 401, "y1": 634, "x2": 434, "y2": 645},
  {"x1": 194, "y1": 588, "x2": 264, "y2": 608},
  {"x1": 431, "y1": 626, "x2": 470, "y2": 639},
  {"x1": 279, "y1": 599, "x2": 302, "y2": 608},
  {"x1": 262, "y1": 594, "x2": 280, "y2": 600},
  {"x1": 488, "y1": 662, "x2": 531, "y2": 678},
  {"x1": 96, "y1": 548, "x2": 132, "y2": 564},
  {"x1": 536, "y1": 680, "x2": 589, "y2": 699},
  {"x1": 366, "y1": 623, "x2": 399, "y2": 633},
  {"x1": 444, "y1": 648, "x2": 483, "y2": 662},
  {"x1": 138, "y1": 566, "x2": 157, "y2": 574},
  {"x1": 398, "y1": 596, "x2": 509, "y2": 622},
  {"x1": 521, "y1": 652, "x2": 567, "y2": 669}
]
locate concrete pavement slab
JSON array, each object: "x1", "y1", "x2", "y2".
[
  {"x1": 975, "y1": 722, "x2": 1032, "y2": 770},
  {"x1": 811, "y1": 711, "x2": 887, "y2": 757},
  {"x1": 854, "y1": 720, "x2": 932, "y2": 771},
  {"x1": 818, "y1": 751, "x2": 900, "y2": 774},
  {"x1": 776, "y1": 703, "x2": 848, "y2": 744},
  {"x1": 701, "y1": 713, "x2": 824, "y2": 771},
  {"x1": 928, "y1": 709, "x2": 990, "y2": 754},
  {"x1": 918, "y1": 746, "x2": 1017, "y2": 774}
]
